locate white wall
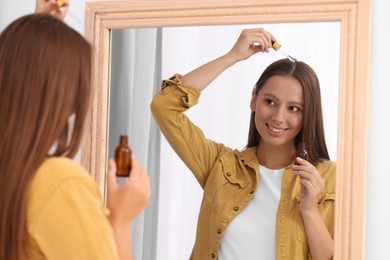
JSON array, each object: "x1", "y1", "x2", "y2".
[
  {"x1": 365, "y1": 0, "x2": 390, "y2": 259},
  {"x1": 1, "y1": 0, "x2": 389, "y2": 259},
  {"x1": 0, "y1": 0, "x2": 86, "y2": 33}
]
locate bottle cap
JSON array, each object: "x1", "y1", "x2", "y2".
[
  {"x1": 272, "y1": 41, "x2": 281, "y2": 51},
  {"x1": 56, "y1": 0, "x2": 69, "y2": 8}
]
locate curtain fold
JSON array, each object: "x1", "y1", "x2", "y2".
[{"x1": 109, "y1": 27, "x2": 162, "y2": 260}]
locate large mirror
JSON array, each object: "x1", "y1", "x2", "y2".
[
  {"x1": 108, "y1": 23, "x2": 341, "y2": 259},
  {"x1": 82, "y1": 1, "x2": 371, "y2": 259}
]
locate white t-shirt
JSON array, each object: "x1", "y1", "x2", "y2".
[{"x1": 218, "y1": 165, "x2": 284, "y2": 260}]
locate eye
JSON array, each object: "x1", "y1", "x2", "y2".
[
  {"x1": 288, "y1": 106, "x2": 301, "y2": 112},
  {"x1": 265, "y1": 99, "x2": 276, "y2": 106}
]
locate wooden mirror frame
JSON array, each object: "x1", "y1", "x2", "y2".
[{"x1": 82, "y1": 0, "x2": 371, "y2": 259}]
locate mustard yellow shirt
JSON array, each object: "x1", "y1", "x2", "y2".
[
  {"x1": 151, "y1": 74, "x2": 336, "y2": 260},
  {"x1": 27, "y1": 157, "x2": 120, "y2": 259}
]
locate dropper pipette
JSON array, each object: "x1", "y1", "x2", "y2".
[{"x1": 271, "y1": 41, "x2": 297, "y2": 62}]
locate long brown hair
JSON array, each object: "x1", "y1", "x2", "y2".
[
  {"x1": 0, "y1": 14, "x2": 92, "y2": 259},
  {"x1": 247, "y1": 58, "x2": 330, "y2": 165}
]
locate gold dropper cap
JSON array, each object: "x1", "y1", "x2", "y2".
[
  {"x1": 272, "y1": 41, "x2": 281, "y2": 51},
  {"x1": 56, "y1": 0, "x2": 69, "y2": 8}
]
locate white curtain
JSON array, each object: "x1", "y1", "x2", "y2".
[{"x1": 109, "y1": 28, "x2": 162, "y2": 260}]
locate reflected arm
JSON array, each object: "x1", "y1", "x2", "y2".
[
  {"x1": 180, "y1": 53, "x2": 238, "y2": 91},
  {"x1": 302, "y1": 209, "x2": 333, "y2": 260},
  {"x1": 181, "y1": 28, "x2": 275, "y2": 91}
]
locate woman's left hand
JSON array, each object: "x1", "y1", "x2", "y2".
[{"x1": 292, "y1": 157, "x2": 325, "y2": 213}]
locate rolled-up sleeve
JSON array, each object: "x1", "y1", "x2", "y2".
[{"x1": 151, "y1": 74, "x2": 225, "y2": 188}]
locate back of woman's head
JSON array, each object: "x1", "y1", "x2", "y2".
[
  {"x1": 247, "y1": 58, "x2": 330, "y2": 164},
  {"x1": 0, "y1": 14, "x2": 92, "y2": 259}
]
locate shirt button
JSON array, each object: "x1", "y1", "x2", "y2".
[
  {"x1": 233, "y1": 206, "x2": 239, "y2": 211},
  {"x1": 211, "y1": 253, "x2": 216, "y2": 258},
  {"x1": 217, "y1": 229, "x2": 222, "y2": 234},
  {"x1": 226, "y1": 172, "x2": 231, "y2": 177}
]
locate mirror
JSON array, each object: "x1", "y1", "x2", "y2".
[
  {"x1": 108, "y1": 23, "x2": 341, "y2": 258},
  {"x1": 82, "y1": 1, "x2": 371, "y2": 259}
]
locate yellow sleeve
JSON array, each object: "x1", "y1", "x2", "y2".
[
  {"x1": 30, "y1": 172, "x2": 120, "y2": 260},
  {"x1": 151, "y1": 74, "x2": 226, "y2": 188}
]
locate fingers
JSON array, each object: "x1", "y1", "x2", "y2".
[
  {"x1": 106, "y1": 159, "x2": 118, "y2": 192},
  {"x1": 106, "y1": 156, "x2": 151, "y2": 224},
  {"x1": 228, "y1": 27, "x2": 277, "y2": 61},
  {"x1": 243, "y1": 28, "x2": 276, "y2": 52},
  {"x1": 127, "y1": 156, "x2": 151, "y2": 201},
  {"x1": 293, "y1": 168, "x2": 324, "y2": 190},
  {"x1": 299, "y1": 176, "x2": 317, "y2": 194},
  {"x1": 293, "y1": 161, "x2": 325, "y2": 192},
  {"x1": 294, "y1": 158, "x2": 324, "y2": 184},
  {"x1": 35, "y1": 0, "x2": 69, "y2": 21},
  {"x1": 127, "y1": 156, "x2": 145, "y2": 182}
]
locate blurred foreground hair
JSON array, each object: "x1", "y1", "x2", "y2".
[{"x1": 0, "y1": 14, "x2": 92, "y2": 259}]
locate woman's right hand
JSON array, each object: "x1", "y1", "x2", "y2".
[
  {"x1": 106, "y1": 157, "x2": 151, "y2": 226},
  {"x1": 35, "y1": 0, "x2": 69, "y2": 21},
  {"x1": 227, "y1": 28, "x2": 277, "y2": 62}
]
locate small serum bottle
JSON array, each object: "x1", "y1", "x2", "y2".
[
  {"x1": 115, "y1": 135, "x2": 132, "y2": 177},
  {"x1": 295, "y1": 142, "x2": 308, "y2": 164}
]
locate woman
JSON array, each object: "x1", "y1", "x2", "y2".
[
  {"x1": 151, "y1": 28, "x2": 335, "y2": 260},
  {"x1": 0, "y1": 14, "x2": 150, "y2": 260}
]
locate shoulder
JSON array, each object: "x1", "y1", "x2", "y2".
[
  {"x1": 37, "y1": 156, "x2": 90, "y2": 177},
  {"x1": 33, "y1": 157, "x2": 94, "y2": 188},
  {"x1": 29, "y1": 157, "x2": 100, "y2": 218},
  {"x1": 28, "y1": 159, "x2": 118, "y2": 259},
  {"x1": 32, "y1": 156, "x2": 98, "y2": 195}
]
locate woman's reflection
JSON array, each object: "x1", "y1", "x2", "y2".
[{"x1": 151, "y1": 28, "x2": 335, "y2": 259}]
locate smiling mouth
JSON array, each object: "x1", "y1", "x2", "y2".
[{"x1": 266, "y1": 124, "x2": 288, "y2": 133}]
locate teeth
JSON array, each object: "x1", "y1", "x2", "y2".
[{"x1": 268, "y1": 125, "x2": 285, "y2": 133}]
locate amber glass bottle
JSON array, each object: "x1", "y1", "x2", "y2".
[
  {"x1": 115, "y1": 135, "x2": 132, "y2": 177},
  {"x1": 295, "y1": 142, "x2": 308, "y2": 164}
]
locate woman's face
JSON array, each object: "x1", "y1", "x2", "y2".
[{"x1": 250, "y1": 75, "x2": 304, "y2": 148}]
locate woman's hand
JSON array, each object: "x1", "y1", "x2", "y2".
[
  {"x1": 106, "y1": 157, "x2": 151, "y2": 226},
  {"x1": 293, "y1": 158, "x2": 334, "y2": 260},
  {"x1": 180, "y1": 28, "x2": 277, "y2": 92},
  {"x1": 227, "y1": 28, "x2": 277, "y2": 62},
  {"x1": 292, "y1": 157, "x2": 325, "y2": 214},
  {"x1": 35, "y1": 0, "x2": 69, "y2": 21}
]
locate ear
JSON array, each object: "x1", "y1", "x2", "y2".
[{"x1": 250, "y1": 89, "x2": 257, "y2": 112}]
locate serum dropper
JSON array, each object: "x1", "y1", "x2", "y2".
[{"x1": 272, "y1": 41, "x2": 297, "y2": 62}]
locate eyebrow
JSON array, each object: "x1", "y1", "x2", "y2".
[{"x1": 262, "y1": 93, "x2": 304, "y2": 107}]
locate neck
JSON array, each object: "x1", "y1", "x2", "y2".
[{"x1": 256, "y1": 141, "x2": 295, "y2": 169}]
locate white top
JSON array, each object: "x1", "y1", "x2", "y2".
[{"x1": 218, "y1": 165, "x2": 284, "y2": 260}]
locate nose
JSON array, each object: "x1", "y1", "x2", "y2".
[{"x1": 271, "y1": 107, "x2": 286, "y2": 123}]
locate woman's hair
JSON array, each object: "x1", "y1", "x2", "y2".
[
  {"x1": 0, "y1": 14, "x2": 92, "y2": 259},
  {"x1": 247, "y1": 58, "x2": 330, "y2": 165}
]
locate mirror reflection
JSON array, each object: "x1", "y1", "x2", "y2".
[{"x1": 109, "y1": 22, "x2": 340, "y2": 259}]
